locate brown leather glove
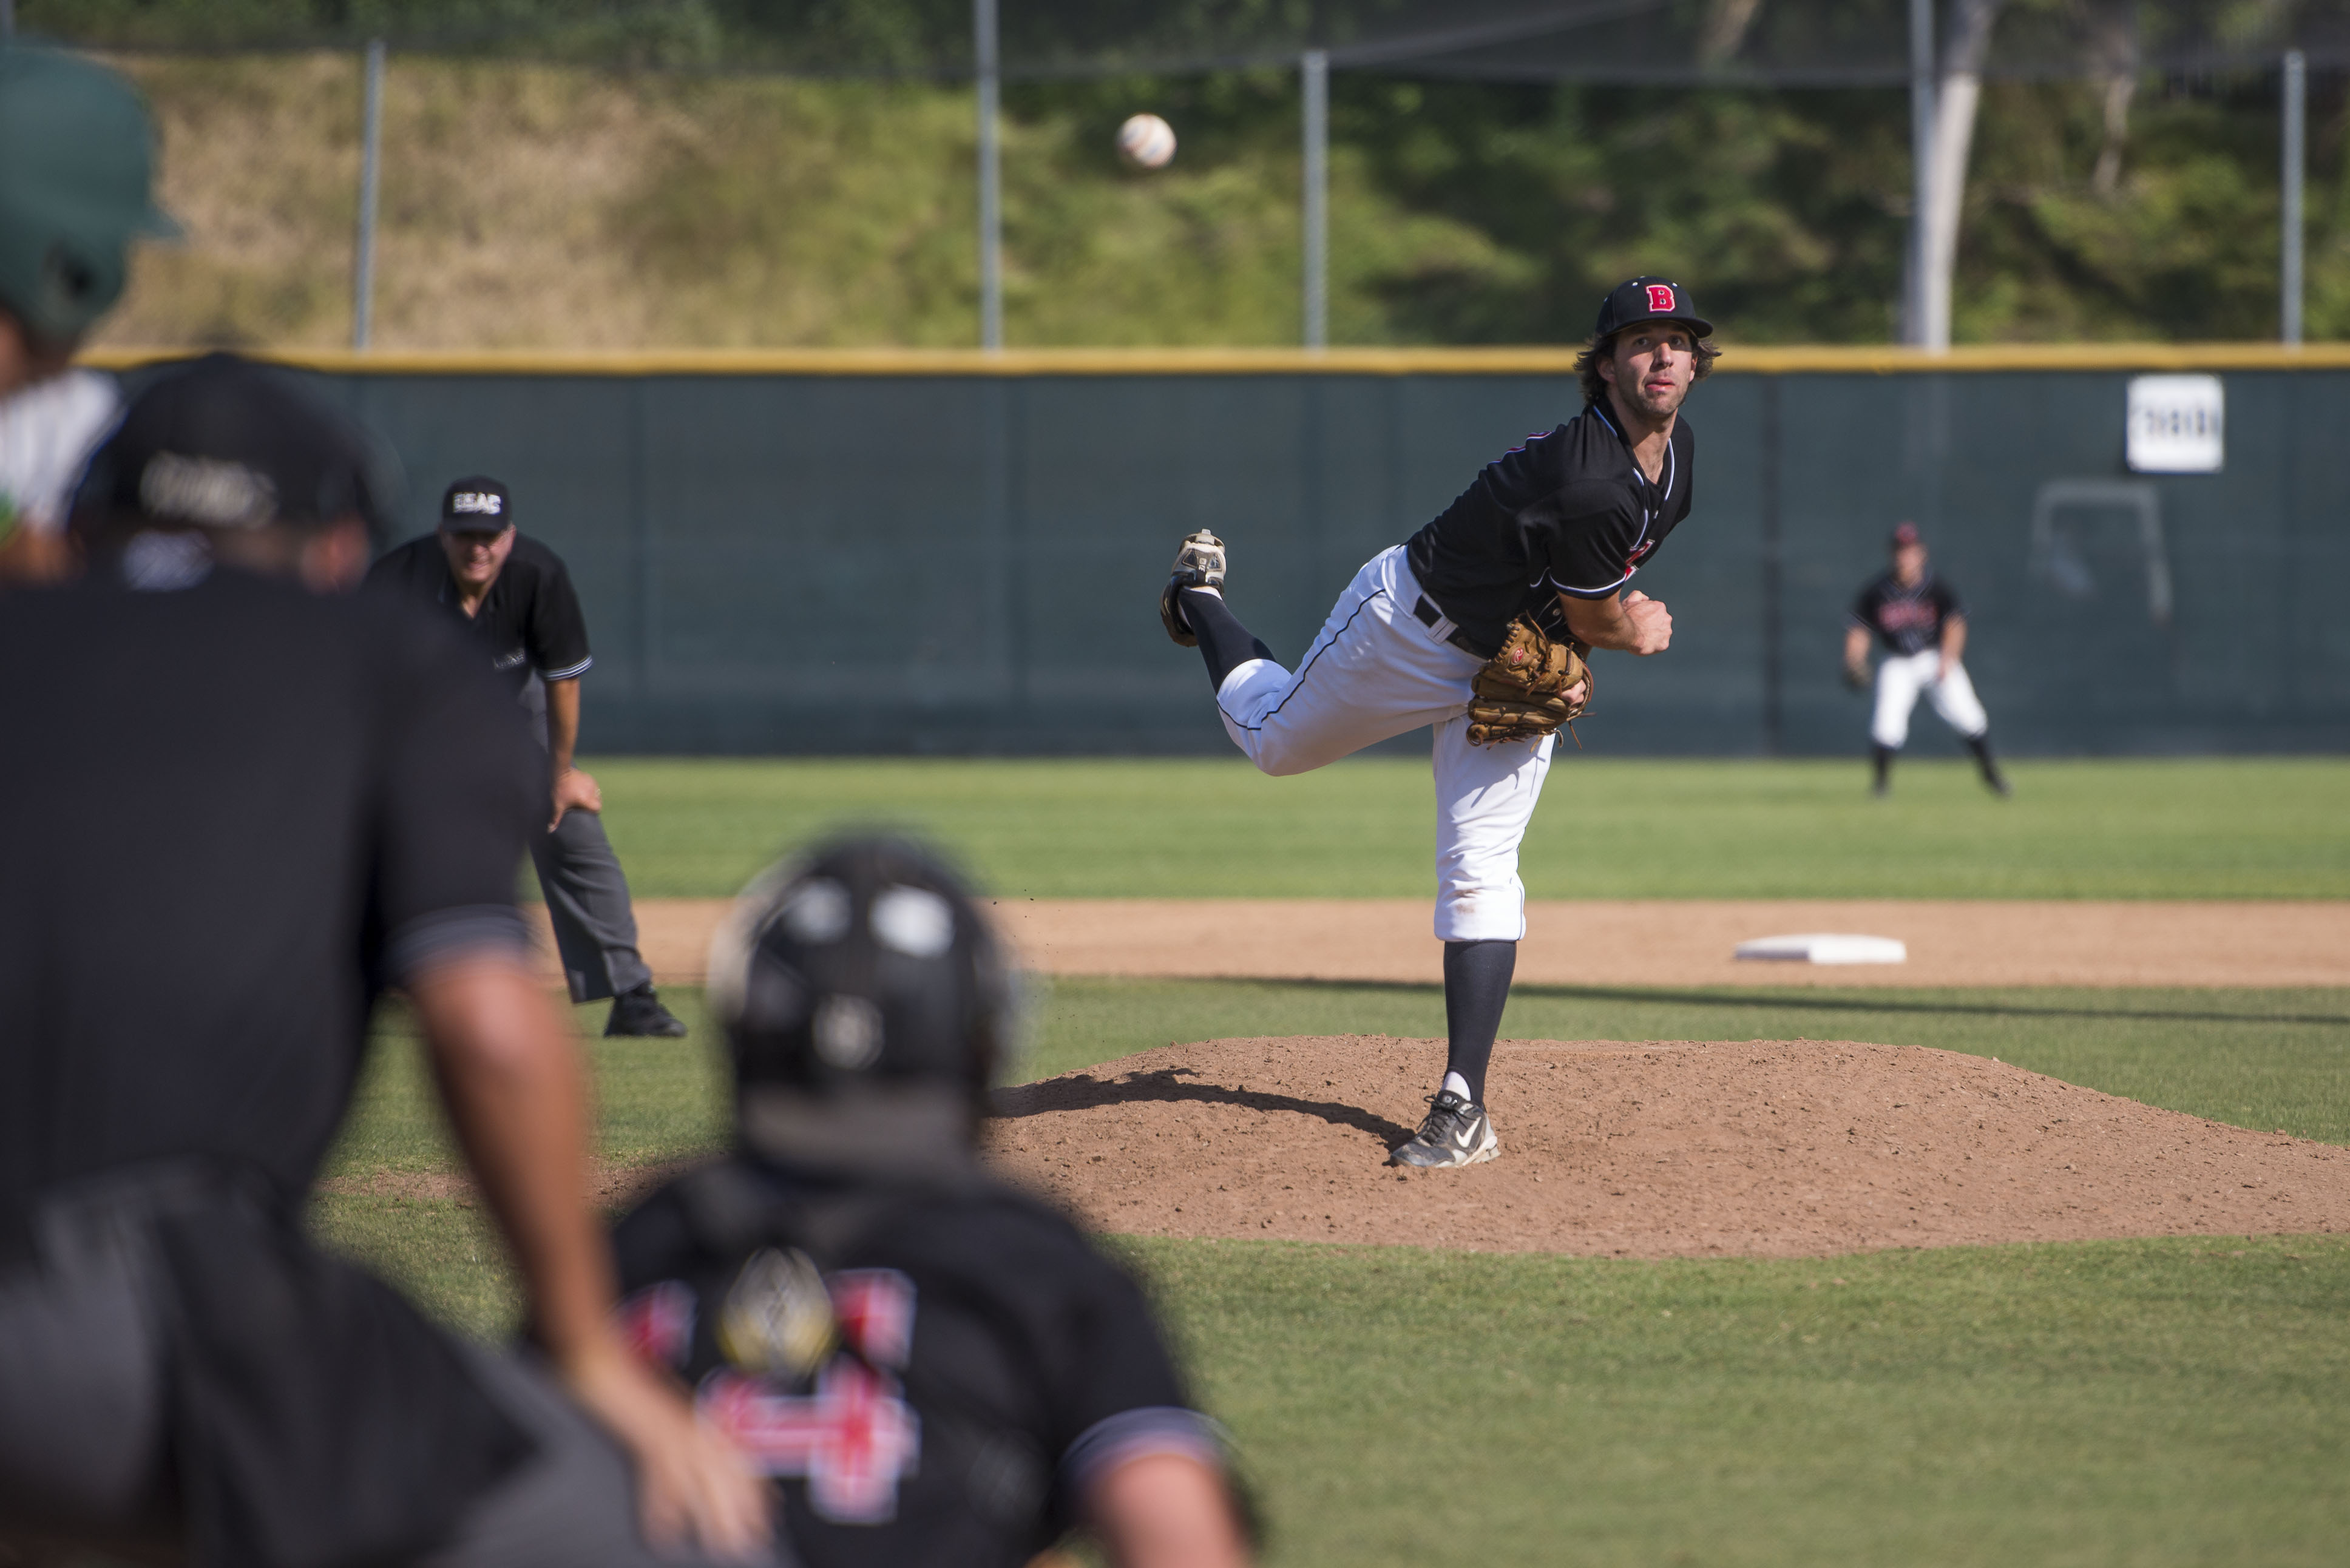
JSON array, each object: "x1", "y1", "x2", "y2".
[{"x1": 1465, "y1": 617, "x2": 1592, "y2": 746}]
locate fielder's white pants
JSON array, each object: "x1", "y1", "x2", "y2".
[
  {"x1": 1871, "y1": 649, "x2": 1989, "y2": 749},
  {"x1": 1213, "y1": 546, "x2": 1555, "y2": 943}
]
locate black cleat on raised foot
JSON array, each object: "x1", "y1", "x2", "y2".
[
  {"x1": 1389, "y1": 1090, "x2": 1499, "y2": 1169},
  {"x1": 1158, "y1": 529, "x2": 1227, "y2": 647},
  {"x1": 606, "y1": 983, "x2": 688, "y2": 1038}
]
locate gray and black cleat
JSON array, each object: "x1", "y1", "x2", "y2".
[
  {"x1": 1389, "y1": 1090, "x2": 1499, "y2": 1169},
  {"x1": 1158, "y1": 529, "x2": 1227, "y2": 647}
]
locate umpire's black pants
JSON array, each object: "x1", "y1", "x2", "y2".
[
  {"x1": 532, "y1": 803, "x2": 654, "y2": 1005},
  {"x1": 0, "y1": 1203, "x2": 788, "y2": 1568}
]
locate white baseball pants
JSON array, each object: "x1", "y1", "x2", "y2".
[
  {"x1": 1213, "y1": 545, "x2": 1556, "y2": 942},
  {"x1": 1871, "y1": 648, "x2": 1989, "y2": 749}
]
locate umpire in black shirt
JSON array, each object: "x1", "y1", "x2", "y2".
[
  {"x1": 368, "y1": 479, "x2": 688, "y2": 1038},
  {"x1": 0, "y1": 356, "x2": 773, "y2": 1567}
]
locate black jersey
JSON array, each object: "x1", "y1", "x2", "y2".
[
  {"x1": 611, "y1": 1160, "x2": 1219, "y2": 1568},
  {"x1": 0, "y1": 567, "x2": 535, "y2": 1222},
  {"x1": 364, "y1": 532, "x2": 593, "y2": 697},
  {"x1": 1851, "y1": 569, "x2": 1963, "y2": 657},
  {"x1": 1404, "y1": 399, "x2": 1696, "y2": 655}
]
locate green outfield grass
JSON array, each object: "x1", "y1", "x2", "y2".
[
  {"x1": 576, "y1": 756, "x2": 2350, "y2": 901},
  {"x1": 318, "y1": 976, "x2": 2350, "y2": 1567}
]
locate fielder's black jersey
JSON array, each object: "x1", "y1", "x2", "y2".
[
  {"x1": 611, "y1": 1160, "x2": 1219, "y2": 1568},
  {"x1": 364, "y1": 532, "x2": 593, "y2": 698},
  {"x1": 0, "y1": 567, "x2": 535, "y2": 1223},
  {"x1": 1404, "y1": 399, "x2": 1696, "y2": 655},
  {"x1": 1851, "y1": 569, "x2": 1963, "y2": 657}
]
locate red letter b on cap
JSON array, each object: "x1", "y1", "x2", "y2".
[{"x1": 1645, "y1": 284, "x2": 1676, "y2": 313}]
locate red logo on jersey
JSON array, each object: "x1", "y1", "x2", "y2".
[
  {"x1": 1644, "y1": 284, "x2": 1677, "y2": 314},
  {"x1": 615, "y1": 1282, "x2": 696, "y2": 1368},
  {"x1": 1625, "y1": 541, "x2": 1657, "y2": 572},
  {"x1": 696, "y1": 1268, "x2": 923, "y2": 1524}
]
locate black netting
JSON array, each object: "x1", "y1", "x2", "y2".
[{"x1": 30, "y1": 1, "x2": 2350, "y2": 81}]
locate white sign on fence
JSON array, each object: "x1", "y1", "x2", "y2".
[{"x1": 2125, "y1": 374, "x2": 2224, "y2": 473}]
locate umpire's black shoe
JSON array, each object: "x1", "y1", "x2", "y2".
[{"x1": 606, "y1": 983, "x2": 688, "y2": 1038}]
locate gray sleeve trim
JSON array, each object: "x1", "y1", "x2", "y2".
[
  {"x1": 1547, "y1": 570, "x2": 1633, "y2": 600},
  {"x1": 385, "y1": 905, "x2": 535, "y2": 985},
  {"x1": 1061, "y1": 1407, "x2": 1225, "y2": 1496},
  {"x1": 540, "y1": 655, "x2": 594, "y2": 681}
]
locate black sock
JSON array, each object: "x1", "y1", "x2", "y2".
[
  {"x1": 1441, "y1": 939, "x2": 1516, "y2": 1104},
  {"x1": 1966, "y1": 732, "x2": 2004, "y2": 785},
  {"x1": 1180, "y1": 588, "x2": 1274, "y2": 690},
  {"x1": 1871, "y1": 745, "x2": 1894, "y2": 791}
]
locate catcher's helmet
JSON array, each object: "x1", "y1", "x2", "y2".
[{"x1": 708, "y1": 837, "x2": 1017, "y2": 1163}]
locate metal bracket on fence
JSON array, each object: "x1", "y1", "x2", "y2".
[{"x1": 2027, "y1": 478, "x2": 2171, "y2": 629}]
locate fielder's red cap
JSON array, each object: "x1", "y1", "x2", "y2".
[{"x1": 1891, "y1": 522, "x2": 1922, "y2": 548}]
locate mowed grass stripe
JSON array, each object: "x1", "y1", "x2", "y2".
[
  {"x1": 576, "y1": 756, "x2": 2350, "y2": 901},
  {"x1": 1125, "y1": 1233, "x2": 2350, "y2": 1568}
]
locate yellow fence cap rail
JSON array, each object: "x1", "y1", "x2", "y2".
[{"x1": 75, "y1": 342, "x2": 2350, "y2": 377}]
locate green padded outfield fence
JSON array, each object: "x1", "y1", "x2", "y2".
[{"x1": 91, "y1": 345, "x2": 2350, "y2": 758}]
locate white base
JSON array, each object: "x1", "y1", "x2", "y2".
[{"x1": 1735, "y1": 933, "x2": 1908, "y2": 965}]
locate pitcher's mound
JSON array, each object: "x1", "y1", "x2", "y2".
[{"x1": 984, "y1": 1036, "x2": 2350, "y2": 1258}]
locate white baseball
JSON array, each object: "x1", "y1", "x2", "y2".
[{"x1": 1116, "y1": 113, "x2": 1177, "y2": 170}]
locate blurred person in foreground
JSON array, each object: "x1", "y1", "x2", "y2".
[
  {"x1": 0, "y1": 354, "x2": 775, "y2": 1568},
  {"x1": 610, "y1": 836, "x2": 1254, "y2": 1568},
  {"x1": 366, "y1": 478, "x2": 689, "y2": 1039},
  {"x1": 1843, "y1": 521, "x2": 2009, "y2": 798},
  {"x1": 0, "y1": 48, "x2": 177, "y2": 586}
]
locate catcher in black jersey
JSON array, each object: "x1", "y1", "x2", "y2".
[
  {"x1": 609, "y1": 837, "x2": 1251, "y2": 1568},
  {"x1": 1843, "y1": 522, "x2": 2008, "y2": 797}
]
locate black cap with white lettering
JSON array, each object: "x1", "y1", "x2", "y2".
[
  {"x1": 1593, "y1": 276, "x2": 1713, "y2": 341},
  {"x1": 71, "y1": 351, "x2": 382, "y2": 532},
  {"x1": 440, "y1": 476, "x2": 513, "y2": 533}
]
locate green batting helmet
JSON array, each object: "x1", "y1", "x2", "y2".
[{"x1": 0, "y1": 49, "x2": 178, "y2": 344}]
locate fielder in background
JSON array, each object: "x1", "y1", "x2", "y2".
[
  {"x1": 611, "y1": 836, "x2": 1254, "y2": 1568},
  {"x1": 0, "y1": 356, "x2": 772, "y2": 1568},
  {"x1": 0, "y1": 49, "x2": 177, "y2": 586},
  {"x1": 367, "y1": 478, "x2": 690, "y2": 1038},
  {"x1": 1843, "y1": 521, "x2": 2010, "y2": 798},
  {"x1": 1159, "y1": 277, "x2": 1710, "y2": 1171}
]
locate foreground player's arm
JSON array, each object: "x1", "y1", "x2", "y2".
[
  {"x1": 544, "y1": 676, "x2": 603, "y2": 829},
  {"x1": 1089, "y1": 1453, "x2": 1251, "y2": 1568},
  {"x1": 1559, "y1": 588, "x2": 1671, "y2": 655},
  {"x1": 410, "y1": 956, "x2": 771, "y2": 1558},
  {"x1": 1939, "y1": 614, "x2": 1966, "y2": 682}
]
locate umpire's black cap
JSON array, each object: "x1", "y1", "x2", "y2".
[
  {"x1": 1593, "y1": 276, "x2": 1713, "y2": 341},
  {"x1": 709, "y1": 836, "x2": 1019, "y2": 1161},
  {"x1": 72, "y1": 352, "x2": 382, "y2": 533},
  {"x1": 441, "y1": 476, "x2": 513, "y2": 533}
]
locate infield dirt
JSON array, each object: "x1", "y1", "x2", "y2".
[
  {"x1": 580, "y1": 897, "x2": 2350, "y2": 990},
  {"x1": 983, "y1": 1035, "x2": 2350, "y2": 1258}
]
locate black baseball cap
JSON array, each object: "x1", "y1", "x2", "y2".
[
  {"x1": 72, "y1": 353, "x2": 381, "y2": 532},
  {"x1": 441, "y1": 476, "x2": 513, "y2": 533},
  {"x1": 1593, "y1": 276, "x2": 1712, "y2": 341}
]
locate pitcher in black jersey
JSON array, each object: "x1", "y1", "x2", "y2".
[
  {"x1": 1154, "y1": 277, "x2": 1715, "y2": 1170},
  {"x1": 1844, "y1": 522, "x2": 2009, "y2": 797},
  {"x1": 610, "y1": 837, "x2": 1252, "y2": 1568}
]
